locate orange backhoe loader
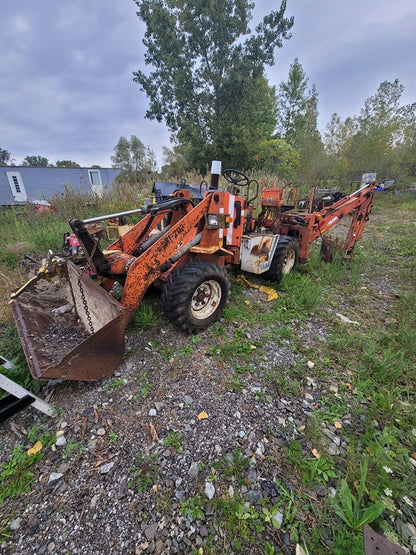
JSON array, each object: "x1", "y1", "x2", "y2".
[{"x1": 9, "y1": 164, "x2": 376, "y2": 382}]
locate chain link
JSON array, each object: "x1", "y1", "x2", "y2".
[
  {"x1": 78, "y1": 278, "x2": 94, "y2": 334},
  {"x1": 75, "y1": 237, "x2": 101, "y2": 335}
]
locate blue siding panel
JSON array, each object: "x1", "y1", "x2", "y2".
[{"x1": 0, "y1": 167, "x2": 121, "y2": 206}]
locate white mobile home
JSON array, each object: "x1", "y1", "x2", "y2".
[{"x1": 0, "y1": 166, "x2": 121, "y2": 206}]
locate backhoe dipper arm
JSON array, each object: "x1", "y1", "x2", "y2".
[
  {"x1": 310, "y1": 182, "x2": 376, "y2": 246},
  {"x1": 343, "y1": 188, "x2": 375, "y2": 254}
]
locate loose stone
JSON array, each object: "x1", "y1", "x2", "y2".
[{"x1": 205, "y1": 482, "x2": 215, "y2": 500}]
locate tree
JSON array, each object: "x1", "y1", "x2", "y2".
[
  {"x1": 276, "y1": 58, "x2": 308, "y2": 148},
  {"x1": 322, "y1": 80, "x2": 416, "y2": 184},
  {"x1": 396, "y1": 102, "x2": 416, "y2": 180},
  {"x1": 56, "y1": 160, "x2": 81, "y2": 168},
  {"x1": 21, "y1": 155, "x2": 50, "y2": 167},
  {"x1": 276, "y1": 59, "x2": 325, "y2": 183},
  {"x1": 324, "y1": 114, "x2": 358, "y2": 182},
  {"x1": 253, "y1": 138, "x2": 299, "y2": 179},
  {"x1": 0, "y1": 147, "x2": 12, "y2": 166},
  {"x1": 133, "y1": 0, "x2": 294, "y2": 172},
  {"x1": 295, "y1": 85, "x2": 326, "y2": 183},
  {"x1": 111, "y1": 135, "x2": 157, "y2": 183},
  {"x1": 161, "y1": 143, "x2": 190, "y2": 178},
  {"x1": 347, "y1": 80, "x2": 404, "y2": 180}
]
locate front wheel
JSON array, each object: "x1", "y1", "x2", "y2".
[
  {"x1": 161, "y1": 260, "x2": 231, "y2": 333},
  {"x1": 263, "y1": 236, "x2": 299, "y2": 283}
]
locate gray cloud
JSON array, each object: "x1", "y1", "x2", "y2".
[
  {"x1": 1, "y1": 0, "x2": 415, "y2": 168},
  {"x1": 263, "y1": 0, "x2": 416, "y2": 126}
]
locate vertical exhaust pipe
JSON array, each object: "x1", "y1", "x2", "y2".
[{"x1": 210, "y1": 160, "x2": 222, "y2": 190}]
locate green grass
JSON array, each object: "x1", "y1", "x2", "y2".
[
  {"x1": 163, "y1": 431, "x2": 183, "y2": 452},
  {"x1": 128, "y1": 452, "x2": 158, "y2": 493},
  {"x1": 130, "y1": 299, "x2": 156, "y2": 330},
  {"x1": 0, "y1": 426, "x2": 56, "y2": 505},
  {"x1": 0, "y1": 182, "x2": 153, "y2": 270},
  {"x1": 0, "y1": 326, "x2": 41, "y2": 393}
]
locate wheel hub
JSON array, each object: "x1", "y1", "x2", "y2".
[
  {"x1": 191, "y1": 280, "x2": 221, "y2": 319},
  {"x1": 283, "y1": 250, "x2": 296, "y2": 274}
]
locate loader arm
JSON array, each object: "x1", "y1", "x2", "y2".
[
  {"x1": 121, "y1": 194, "x2": 212, "y2": 313},
  {"x1": 69, "y1": 196, "x2": 194, "y2": 277}
]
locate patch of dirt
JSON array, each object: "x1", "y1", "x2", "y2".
[
  {"x1": 12, "y1": 280, "x2": 91, "y2": 365},
  {"x1": 39, "y1": 321, "x2": 90, "y2": 365}
]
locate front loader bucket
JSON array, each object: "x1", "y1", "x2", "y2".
[{"x1": 10, "y1": 261, "x2": 130, "y2": 381}]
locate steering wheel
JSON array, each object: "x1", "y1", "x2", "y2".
[{"x1": 222, "y1": 169, "x2": 250, "y2": 187}]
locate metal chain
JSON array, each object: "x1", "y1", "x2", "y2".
[
  {"x1": 76, "y1": 238, "x2": 100, "y2": 335},
  {"x1": 78, "y1": 278, "x2": 94, "y2": 334}
]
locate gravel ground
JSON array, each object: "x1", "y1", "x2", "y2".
[{"x1": 1, "y1": 210, "x2": 415, "y2": 554}]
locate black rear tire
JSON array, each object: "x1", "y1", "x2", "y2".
[
  {"x1": 263, "y1": 236, "x2": 299, "y2": 283},
  {"x1": 161, "y1": 260, "x2": 231, "y2": 333}
]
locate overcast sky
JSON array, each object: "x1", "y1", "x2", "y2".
[{"x1": 1, "y1": 0, "x2": 415, "y2": 168}]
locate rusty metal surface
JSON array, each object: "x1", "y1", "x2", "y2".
[
  {"x1": 10, "y1": 261, "x2": 129, "y2": 381},
  {"x1": 240, "y1": 233, "x2": 279, "y2": 274},
  {"x1": 363, "y1": 525, "x2": 406, "y2": 555}
]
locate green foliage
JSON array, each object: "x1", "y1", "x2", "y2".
[
  {"x1": 139, "y1": 370, "x2": 154, "y2": 397},
  {"x1": 214, "y1": 335, "x2": 259, "y2": 362},
  {"x1": 212, "y1": 449, "x2": 250, "y2": 484},
  {"x1": 21, "y1": 155, "x2": 50, "y2": 167},
  {"x1": 111, "y1": 135, "x2": 156, "y2": 185},
  {"x1": 55, "y1": 160, "x2": 80, "y2": 168},
  {"x1": 277, "y1": 57, "x2": 311, "y2": 148},
  {"x1": 0, "y1": 147, "x2": 12, "y2": 166},
  {"x1": 131, "y1": 300, "x2": 155, "y2": 330},
  {"x1": 133, "y1": 0, "x2": 293, "y2": 172},
  {"x1": 64, "y1": 440, "x2": 85, "y2": 459},
  {"x1": 324, "y1": 79, "x2": 416, "y2": 183},
  {"x1": 128, "y1": 453, "x2": 158, "y2": 493},
  {"x1": 179, "y1": 494, "x2": 205, "y2": 521},
  {"x1": 227, "y1": 373, "x2": 246, "y2": 392},
  {"x1": 158, "y1": 344, "x2": 177, "y2": 362},
  {"x1": 161, "y1": 143, "x2": 190, "y2": 178},
  {"x1": 102, "y1": 378, "x2": 125, "y2": 392},
  {"x1": 0, "y1": 326, "x2": 40, "y2": 393},
  {"x1": 0, "y1": 512, "x2": 14, "y2": 545},
  {"x1": 0, "y1": 445, "x2": 43, "y2": 503},
  {"x1": 254, "y1": 138, "x2": 300, "y2": 179},
  {"x1": 214, "y1": 497, "x2": 266, "y2": 549},
  {"x1": 314, "y1": 394, "x2": 349, "y2": 424},
  {"x1": 276, "y1": 58, "x2": 326, "y2": 184},
  {"x1": 333, "y1": 456, "x2": 385, "y2": 532},
  {"x1": 266, "y1": 361, "x2": 304, "y2": 398},
  {"x1": 26, "y1": 425, "x2": 56, "y2": 448},
  {"x1": 163, "y1": 431, "x2": 183, "y2": 452},
  {"x1": 300, "y1": 455, "x2": 338, "y2": 486},
  {"x1": 0, "y1": 206, "x2": 68, "y2": 270}
]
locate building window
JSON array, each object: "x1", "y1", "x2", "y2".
[
  {"x1": 89, "y1": 170, "x2": 101, "y2": 186},
  {"x1": 6, "y1": 172, "x2": 27, "y2": 202},
  {"x1": 12, "y1": 175, "x2": 21, "y2": 193},
  {"x1": 88, "y1": 169, "x2": 103, "y2": 197}
]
